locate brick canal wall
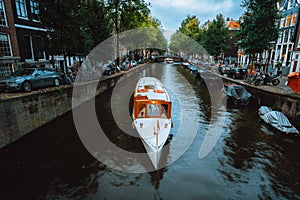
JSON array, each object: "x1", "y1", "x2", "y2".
[{"x1": 0, "y1": 64, "x2": 146, "y2": 149}]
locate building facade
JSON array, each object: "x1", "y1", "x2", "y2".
[
  {"x1": 291, "y1": 4, "x2": 300, "y2": 72},
  {"x1": 274, "y1": 0, "x2": 300, "y2": 75},
  {"x1": 225, "y1": 20, "x2": 240, "y2": 65},
  {"x1": 0, "y1": 0, "x2": 57, "y2": 77},
  {"x1": 12, "y1": 0, "x2": 48, "y2": 63},
  {"x1": 0, "y1": 0, "x2": 20, "y2": 76}
]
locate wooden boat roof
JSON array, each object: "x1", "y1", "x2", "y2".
[{"x1": 134, "y1": 77, "x2": 171, "y2": 102}]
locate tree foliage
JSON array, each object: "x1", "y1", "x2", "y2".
[
  {"x1": 200, "y1": 14, "x2": 230, "y2": 59},
  {"x1": 170, "y1": 14, "x2": 230, "y2": 60},
  {"x1": 37, "y1": 0, "x2": 163, "y2": 60},
  {"x1": 169, "y1": 15, "x2": 204, "y2": 56},
  {"x1": 237, "y1": 0, "x2": 279, "y2": 60},
  {"x1": 37, "y1": 0, "x2": 112, "y2": 57},
  {"x1": 119, "y1": 17, "x2": 168, "y2": 54},
  {"x1": 179, "y1": 15, "x2": 201, "y2": 41}
]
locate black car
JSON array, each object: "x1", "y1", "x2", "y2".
[
  {"x1": 103, "y1": 63, "x2": 119, "y2": 75},
  {"x1": 0, "y1": 68, "x2": 63, "y2": 92},
  {"x1": 218, "y1": 65, "x2": 231, "y2": 75},
  {"x1": 227, "y1": 68, "x2": 247, "y2": 79}
]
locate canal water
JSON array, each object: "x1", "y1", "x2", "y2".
[{"x1": 1, "y1": 63, "x2": 300, "y2": 199}]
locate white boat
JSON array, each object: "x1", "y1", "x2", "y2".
[
  {"x1": 164, "y1": 57, "x2": 174, "y2": 63},
  {"x1": 132, "y1": 77, "x2": 172, "y2": 169},
  {"x1": 258, "y1": 106, "x2": 299, "y2": 134}
]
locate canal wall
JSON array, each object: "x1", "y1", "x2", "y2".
[
  {"x1": 219, "y1": 75, "x2": 300, "y2": 129},
  {"x1": 0, "y1": 65, "x2": 146, "y2": 149},
  {"x1": 0, "y1": 78, "x2": 116, "y2": 149}
]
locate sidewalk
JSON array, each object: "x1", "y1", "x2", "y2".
[
  {"x1": 250, "y1": 75, "x2": 297, "y2": 95},
  {"x1": 206, "y1": 67, "x2": 299, "y2": 97}
]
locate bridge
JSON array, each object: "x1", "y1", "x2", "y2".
[{"x1": 152, "y1": 55, "x2": 184, "y2": 62}]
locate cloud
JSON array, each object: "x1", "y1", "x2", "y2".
[{"x1": 147, "y1": 0, "x2": 244, "y2": 36}]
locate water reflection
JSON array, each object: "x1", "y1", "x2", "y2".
[{"x1": 220, "y1": 107, "x2": 300, "y2": 199}]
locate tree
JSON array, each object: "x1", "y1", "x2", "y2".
[
  {"x1": 169, "y1": 15, "x2": 206, "y2": 58},
  {"x1": 200, "y1": 14, "x2": 230, "y2": 61},
  {"x1": 78, "y1": 0, "x2": 112, "y2": 51},
  {"x1": 37, "y1": 0, "x2": 112, "y2": 69},
  {"x1": 106, "y1": 0, "x2": 151, "y2": 64},
  {"x1": 237, "y1": 0, "x2": 279, "y2": 67},
  {"x1": 119, "y1": 17, "x2": 168, "y2": 58},
  {"x1": 179, "y1": 15, "x2": 201, "y2": 41}
]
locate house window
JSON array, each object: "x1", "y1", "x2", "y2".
[
  {"x1": 285, "y1": 15, "x2": 291, "y2": 27},
  {"x1": 280, "y1": 18, "x2": 285, "y2": 28},
  {"x1": 29, "y1": 0, "x2": 39, "y2": 21},
  {"x1": 15, "y1": 0, "x2": 28, "y2": 19},
  {"x1": 0, "y1": 33, "x2": 12, "y2": 56},
  {"x1": 292, "y1": 13, "x2": 297, "y2": 26},
  {"x1": 0, "y1": 0, "x2": 7, "y2": 26},
  {"x1": 278, "y1": 31, "x2": 283, "y2": 43},
  {"x1": 283, "y1": 30, "x2": 289, "y2": 43},
  {"x1": 289, "y1": 29, "x2": 293, "y2": 42}
]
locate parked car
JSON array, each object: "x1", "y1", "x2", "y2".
[
  {"x1": 120, "y1": 61, "x2": 131, "y2": 71},
  {"x1": 227, "y1": 67, "x2": 248, "y2": 79},
  {"x1": 137, "y1": 58, "x2": 145, "y2": 64},
  {"x1": 0, "y1": 68, "x2": 63, "y2": 92},
  {"x1": 218, "y1": 65, "x2": 231, "y2": 75},
  {"x1": 186, "y1": 64, "x2": 198, "y2": 73},
  {"x1": 103, "y1": 63, "x2": 118, "y2": 75},
  {"x1": 130, "y1": 60, "x2": 138, "y2": 67}
]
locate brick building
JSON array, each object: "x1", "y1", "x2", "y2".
[
  {"x1": 0, "y1": 0, "x2": 20, "y2": 76},
  {"x1": 12, "y1": 0, "x2": 48, "y2": 63},
  {"x1": 0, "y1": 0, "x2": 51, "y2": 77}
]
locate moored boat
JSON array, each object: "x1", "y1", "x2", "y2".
[
  {"x1": 164, "y1": 58, "x2": 174, "y2": 63},
  {"x1": 132, "y1": 77, "x2": 172, "y2": 169},
  {"x1": 258, "y1": 106, "x2": 299, "y2": 134}
]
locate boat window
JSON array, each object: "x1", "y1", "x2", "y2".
[
  {"x1": 147, "y1": 104, "x2": 160, "y2": 117},
  {"x1": 137, "y1": 104, "x2": 146, "y2": 118},
  {"x1": 160, "y1": 104, "x2": 168, "y2": 118},
  {"x1": 136, "y1": 102, "x2": 170, "y2": 118},
  {"x1": 144, "y1": 85, "x2": 154, "y2": 90},
  {"x1": 147, "y1": 104, "x2": 168, "y2": 118}
]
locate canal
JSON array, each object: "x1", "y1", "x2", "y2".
[{"x1": 1, "y1": 63, "x2": 300, "y2": 199}]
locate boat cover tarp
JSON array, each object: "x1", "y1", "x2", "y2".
[
  {"x1": 222, "y1": 85, "x2": 252, "y2": 106},
  {"x1": 259, "y1": 106, "x2": 299, "y2": 134}
]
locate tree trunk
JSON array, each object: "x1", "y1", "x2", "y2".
[
  {"x1": 63, "y1": 50, "x2": 67, "y2": 74},
  {"x1": 115, "y1": 0, "x2": 120, "y2": 68}
]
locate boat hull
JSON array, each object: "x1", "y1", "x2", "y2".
[
  {"x1": 133, "y1": 118, "x2": 172, "y2": 169},
  {"x1": 132, "y1": 77, "x2": 172, "y2": 169}
]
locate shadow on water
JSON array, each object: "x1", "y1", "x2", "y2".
[
  {"x1": 0, "y1": 98, "x2": 106, "y2": 199},
  {"x1": 218, "y1": 106, "x2": 300, "y2": 199},
  {"x1": 96, "y1": 89, "x2": 145, "y2": 153}
]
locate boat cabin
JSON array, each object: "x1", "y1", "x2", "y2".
[
  {"x1": 133, "y1": 77, "x2": 172, "y2": 119},
  {"x1": 133, "y1": 99, "x2": 171, "y2": 119}
]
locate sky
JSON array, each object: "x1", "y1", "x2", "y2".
[{"x1": 146, "y1": 0, "x2": 245, "y2": 38}]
